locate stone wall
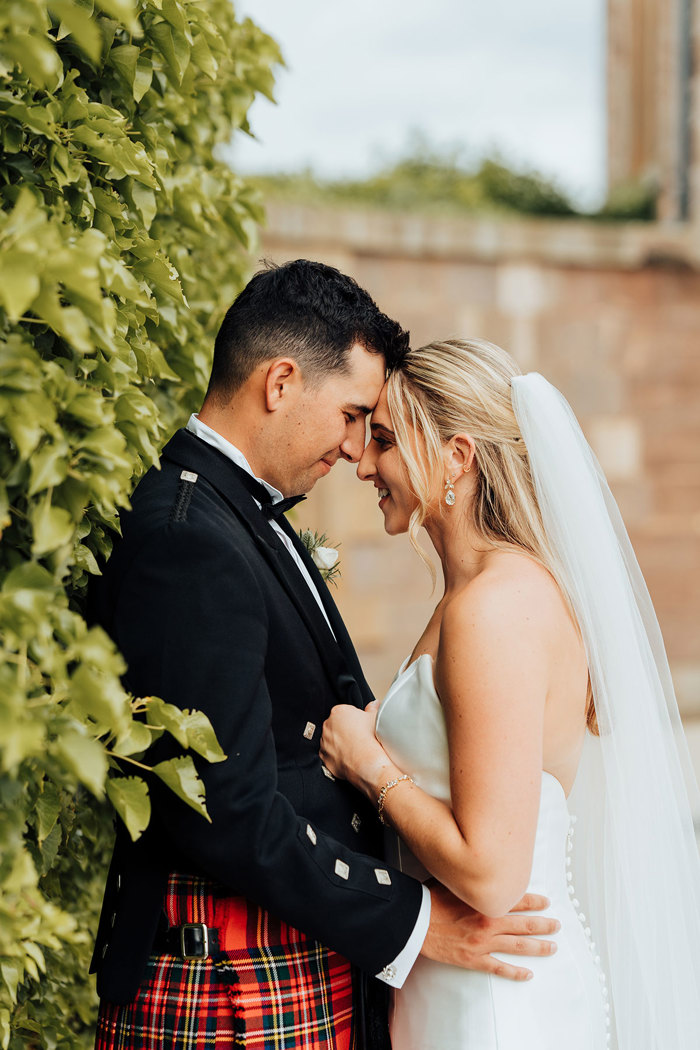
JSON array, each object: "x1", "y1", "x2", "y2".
[
  {"x1": 690, "y1": 0, "x2": 700, "y2": 221},
  {"x1": 607, "y1": 0, "x2": 700, "y2": 224},
  {"x1": 259, "y1": 202, "x2": 700, "y2": 723}
]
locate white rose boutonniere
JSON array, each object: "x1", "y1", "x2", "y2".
[
  {"x1": 298, "y1": 529, "x2": 341, "y2": 586},
  {"x1": 312, "y1": 545, "x2": 339, "y2": 572}
]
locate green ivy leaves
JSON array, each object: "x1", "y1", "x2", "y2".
[
  {"x1": 145, "y1": 697, "x2": 227, "y2": 763},
  {"x1": 106, "y1": 695, "x2": 227, "y2": 837},
  {"x1": 105, "y1": 776, "x2": 150, "y2": 839},
  {"x1": 0, "y1": 0, "x2": 281, "y2": 1045}
]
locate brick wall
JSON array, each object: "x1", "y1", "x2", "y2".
[{"x1": 260, "y1": 202, "x2": 700, "y2": 722}]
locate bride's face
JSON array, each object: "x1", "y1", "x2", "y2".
[{"x1": 357, "y1": 384, "x2": 419, "y2": 534}]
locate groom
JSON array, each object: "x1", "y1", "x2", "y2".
[{"x1": 90, "y1": 260, "x2": 557, "y2": 1048}]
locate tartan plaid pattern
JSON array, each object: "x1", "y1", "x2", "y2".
[{"x1": 95, "y1": 873, "x2": 355, "y2": 1050}]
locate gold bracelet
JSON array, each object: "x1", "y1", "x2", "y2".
[{"x1": 377, "y1": 774, "x2": 414, "y2": 825}]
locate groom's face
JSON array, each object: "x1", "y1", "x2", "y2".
[{"x1": 276, "y1": 343, "x2": 386, "y2": 495}]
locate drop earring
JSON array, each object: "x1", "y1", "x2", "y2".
[{"x1": 444, "y1": 478, "x2": 456, "y2": 506}]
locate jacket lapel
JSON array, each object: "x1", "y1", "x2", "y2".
[
  {"x1": 162, "y1": 430, "x2": 368, "y2": 710},
  {"x1": 277, "y1": 516, "x2": 375, "y2": 708}
]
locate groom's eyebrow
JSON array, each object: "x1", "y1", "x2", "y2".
[
  {"x1": 370, "y1": 422, "x2": 395, "y2": 438},
  {"x1": 347, "y1": 403, "x2": 372, "y2": 416}
]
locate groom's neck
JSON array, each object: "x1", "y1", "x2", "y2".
[{"x1": 198, "y1": 396, "x2": 272, "y2": 482}]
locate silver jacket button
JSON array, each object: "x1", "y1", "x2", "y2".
[{"x1": 303, "y1": 721, "x2": 316, "y2": 740}]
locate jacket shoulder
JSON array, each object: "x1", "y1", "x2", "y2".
[{"x1": 124, "y1": 458, "x2": 246, "y2": 542}]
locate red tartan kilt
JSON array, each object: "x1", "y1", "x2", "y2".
[{"x1": 95, "y1": 872, "x2": 355, "y2": 1050}]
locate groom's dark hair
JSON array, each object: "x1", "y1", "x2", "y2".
[{"x1": 206, "y1": 259, "x2": 409, "y2": 399}]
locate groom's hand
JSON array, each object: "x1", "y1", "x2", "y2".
[{"x1": 420, "y1": 881, "x2": 559, "y2": 981}]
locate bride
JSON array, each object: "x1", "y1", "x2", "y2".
[{"x1": 320, "y1": 339, "x2": 700, "y2": 1050}]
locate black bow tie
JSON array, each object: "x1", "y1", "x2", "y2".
[
  {"x1": 226, "y1": 458, "x2": 306, "y2": 521},
  {"x1": 261, "y1": 493, "x2": 307, "y2": 521}
]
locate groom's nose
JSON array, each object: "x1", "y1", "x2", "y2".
[{"x1": 339, "y1": 418, "x2": 367, "y2": 463}]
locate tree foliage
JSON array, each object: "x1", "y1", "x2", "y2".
[
  {"x1": 0, "y1": 0, "x2": 281, "y2": 1045},
  {"x1": 252, "y1": 141, "x2": 656, "y2": 222}
]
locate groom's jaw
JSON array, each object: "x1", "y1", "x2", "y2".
[{"x1": 286, "y1": 451, "x2": 343, "y2": 495}]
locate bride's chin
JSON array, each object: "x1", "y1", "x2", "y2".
[{"x1": 383, "y1": 515, "x2": 409, "y2": 537}]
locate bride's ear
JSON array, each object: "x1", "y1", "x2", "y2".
[{"x1": 444, "y1": 434, "x2": 476, "y2": 479}]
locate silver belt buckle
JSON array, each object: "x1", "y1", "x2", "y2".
[{"x1": 180, "y1": 922, "x2": 209, "y2": 959}]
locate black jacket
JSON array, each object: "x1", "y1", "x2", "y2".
[{"x1": 89, "y1": 428, "x2": 423, "y2": 1005}]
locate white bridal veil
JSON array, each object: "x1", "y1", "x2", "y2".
[{"x1": 511, "y1": 374, "x2": 700, "y2": 1050}]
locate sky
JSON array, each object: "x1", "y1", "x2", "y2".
[{"x1": 228, "y1": 0, "x2": 607, "y2": 208}]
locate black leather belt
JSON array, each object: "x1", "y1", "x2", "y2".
[{"x1": 153, "y1": 922, "x2": 220, "y2": 960}]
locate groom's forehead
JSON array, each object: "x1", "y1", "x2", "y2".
[
  {"x1": 345, "y1": 401, "x2": 374, "y2": 417},
  {"x1": 369, "y1": 383, "x2": 391, "y2": 419},
  {"x1": 319, "y1": 372, "x2": 378, "y2": 411},
  {"x1": 340, "y1": 343, "x2": 386, "y2": 390}
]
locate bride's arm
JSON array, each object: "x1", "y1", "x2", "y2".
[{"x1": 321, "y1": 570, "x2": 551, "y2": 917}]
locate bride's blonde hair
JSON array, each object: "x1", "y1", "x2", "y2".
[{"x1": 386, "y1": 338, "x2": 597, "y2": 734}]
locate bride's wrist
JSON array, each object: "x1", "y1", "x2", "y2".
[{"x1": 357, "y1": 758, "x2": 402, "y2": 805}]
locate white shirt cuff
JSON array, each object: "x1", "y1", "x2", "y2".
[{"x1": 375, "y1": 884, "x2": 431, "y2": 988}]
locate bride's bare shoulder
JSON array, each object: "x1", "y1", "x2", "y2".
[
  {"x1": 442, "y1": 549, "x2": 566, "y2": 641},
  {"x1": 436, "y1": 551, "x2": 563, "y2": 709}
]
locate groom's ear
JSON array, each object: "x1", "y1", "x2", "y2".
[{"x1": 264, "y1": 358, "x2": 301, "y2": 412}]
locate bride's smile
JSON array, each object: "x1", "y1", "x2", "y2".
[{"x1": 357, "y1": 385, "x2": 419, "y2": 535}]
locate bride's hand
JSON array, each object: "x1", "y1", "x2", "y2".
[{"x1": 320, "y1": 704, "x2": 396, "y2": 793}]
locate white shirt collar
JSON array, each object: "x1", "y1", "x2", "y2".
[{"x1": 186, "y1": 414, "x2": 284, "y2": 504}]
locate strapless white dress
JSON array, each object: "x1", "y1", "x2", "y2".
[{"x1": 375, "y1": 654, "x2": 610, "y2": 1050}]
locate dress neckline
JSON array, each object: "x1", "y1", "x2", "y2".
[
  {"x1": 394, "y1": 654, "x2": 570, "y2": 801},
  {"x1": 399, "y1": 651, "x2": 434, "y2": 677}
]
